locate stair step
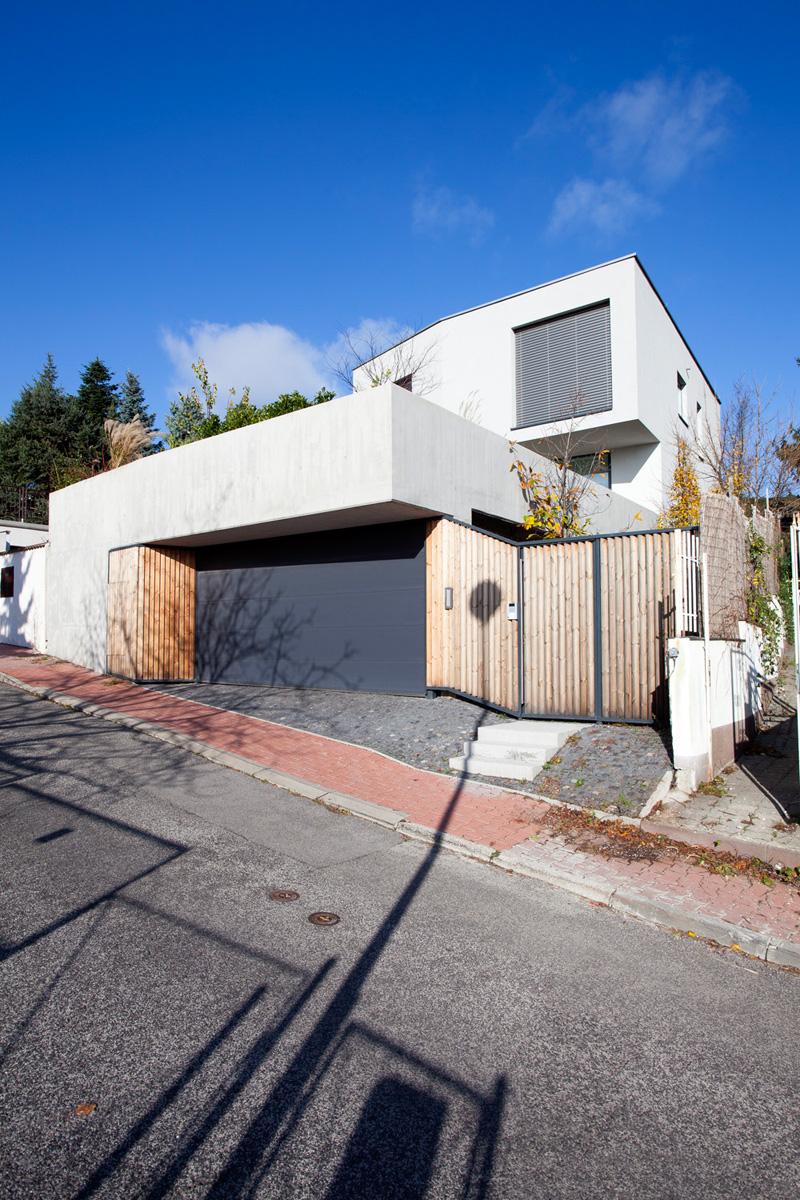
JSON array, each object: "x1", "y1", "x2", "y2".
[
  {"x1": 449, "y1": 755, "x2": 541, "y2": 782},
  {"x1": 459, "y1": 741, "x2": 547, "y2": 764},
  {"x1": 477, "y1": 722, "x2": 585, "y2": 749}
]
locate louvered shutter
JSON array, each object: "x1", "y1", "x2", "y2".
[{"x1": 515, "y1": 302, "x2": 612, "y2": 427}]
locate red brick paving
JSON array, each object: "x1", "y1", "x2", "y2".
[
  {"x1": 2, "y1": 648, "x2": 799, "y2": 952},
  {"x1": 0, "y1": 651, "x2": 545, "y2": 851}
]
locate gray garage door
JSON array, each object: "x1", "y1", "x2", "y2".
[{"x1": 195, "y1": 521, "x2": 427, "y2": 694}]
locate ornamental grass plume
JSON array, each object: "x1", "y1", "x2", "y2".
[{"x1": 104, "y1": 417, "x2": 160, "y2": 468}]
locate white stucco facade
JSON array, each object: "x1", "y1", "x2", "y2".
[
  {"x1": 46, "y1": 385, "x2": 652, "y2": 674},
  {"x1": 0, "y1": 545, "x2": 48, "y2": 650},
  {"x1": 353, "y1": 255, "x2": 719, "y2": 513}
]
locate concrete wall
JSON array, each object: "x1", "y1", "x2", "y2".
[
  {"x1": 47, "y1": 385, "x2": 653, "y2": 674},
  {"x1": 0, "y1": 545, "x2": 47, "y2": 650},
  {"x1": 668, "y1": 627, "x2": 764, "y2": 790}
]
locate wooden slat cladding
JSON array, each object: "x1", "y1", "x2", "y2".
[
  {"x1": 426, "y1": 519, "x2": 681, "y2": 723},
  {"x1": 522, "y1": 539, "x2": 594, "y2": 718},
  {"x1": 106, "y1": 546, "x2": 196, "y2": 681},
  {"x1": 599, "y1": 531, "x2": 673, "y2": 721},
  {"x1": 426, "y1": 519, "x2": 518, "y2": 710}
]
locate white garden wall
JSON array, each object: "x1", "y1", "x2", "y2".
[
  {"x1": 668, "y1": 622, "x2": 768, "y2": 790},
  {"x1": 0, "y1": 545, "x2": 48, "y2": 650}
]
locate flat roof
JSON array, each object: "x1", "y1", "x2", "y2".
[{"x1": 359, "y1": 253, "x2": 719, "y2": 402}]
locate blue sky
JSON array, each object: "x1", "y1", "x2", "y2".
[{"x1": 1, "y1": 1, "x2": 798, "y2": 425}]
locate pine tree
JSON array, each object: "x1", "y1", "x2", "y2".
[
  {"x1": 119, "y1": 369, "x2": 159, "y2": 454},
  {"x1": 76, "y1": 358, "x2": 119, "y2": 432},
  {"x1": 0, "y1": 355, "x2": 89, "y2": 488},
  {"x1": 165, "y1": 391, "x2": 205, "y2": 447}
]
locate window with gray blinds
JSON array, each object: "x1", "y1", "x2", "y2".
[{"x1": 515, "y1": 302, "x2": 612, "y2": 427}]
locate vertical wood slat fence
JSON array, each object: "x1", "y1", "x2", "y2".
[
  {"x1": 426, "y1": 519, "x2": 695, "y2": 723},
  {"x1": 107, "y1": 546, "x2": 196, "y2": 681},
  {"x1": 426, "y1": 518, "x2": 519, "y2": 711}
]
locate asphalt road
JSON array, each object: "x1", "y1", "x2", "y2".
[{"x1": 0, "y1": 682, "x2": 798, "y2": 1200}]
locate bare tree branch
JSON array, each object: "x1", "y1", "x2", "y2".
[
  {"x1": 688, "y1": 375, "x2": 795, "y2": 512},
  {"x1": 326, "y1": 323, "x2": 439, "y2": 397}
]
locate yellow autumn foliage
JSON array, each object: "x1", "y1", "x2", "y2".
[{"x1": 658, "y1": 438, "x2": 700, "y2": 528}]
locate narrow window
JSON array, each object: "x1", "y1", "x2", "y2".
[
  {"x1": 677, "y1": 372, "x2": 688, "y2": 425},
  {"x1": 1, "y1": 566, "x2": 14, "y2": 598}
]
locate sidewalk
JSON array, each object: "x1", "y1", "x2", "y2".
[
  {"x1": 646, "y1": 652, "x2": 800, "y2": 866},
  {"x1": 1, "y1": 647, "x2": 799, "y2": 968}
]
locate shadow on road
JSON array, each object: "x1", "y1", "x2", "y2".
[{"x1": 0, "y1": 688, "x2": 506, "y2": 1199}]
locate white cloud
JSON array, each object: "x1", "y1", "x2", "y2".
[
  {"x1": 324, "y1": 317, "x2": 410, "y2": 369},
  {"x1": 521, "y1": 85, "x2": 576, "y2": 142},
  {"x1": 584, "y1": 69, "x2": 739, "y2": 186},
  {"x1": 412, "y1": 185, "x2": 495, "y2": 245},
  {"x1": 531, "y1": 68, "x2": 741, "y2": 236},
  {"x1": 160, "y1": 320, "x2": 330, "y2": 407},
  {"x1": 548, "y1": 178, "x2": 659, "y2": 237}
]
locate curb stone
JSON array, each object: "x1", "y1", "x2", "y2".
[
  {"x1": 2, "y1": 669, "x2": 799, "y2": 968},
  {"x1": 638, "y1": 769, "x2": 675, "y2": 819},
  {"x1": 641, "y1": 808, "x2": 800, "y2": 870}
]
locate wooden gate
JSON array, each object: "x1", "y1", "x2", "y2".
[
  {"x1": 426, "y1": 519, "x2": 695, "y2": 723},
  {"x1": 426, "y1": 518, "x2": 519, "y2": 711},
  {"x1": 107, "y1": 545, "x2": 196, "y2": 681}
]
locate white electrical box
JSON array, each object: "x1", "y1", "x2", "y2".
[{"x1": 507, "y1": 602, "x2": 518, "y2": 621}]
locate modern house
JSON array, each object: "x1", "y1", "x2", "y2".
[
  {"x1": 354, "y1": 255, "x2": 719, "y2": 514},
  {"x1": 3, "y1": 256, "x2": 720, "y2": 712},
  {"x1": 43, "y1": 386, "x2": 647, "y2": 695}
]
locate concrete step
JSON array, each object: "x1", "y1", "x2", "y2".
[
  {"x1": 448, "y1": 719, "x2": 589, "y2": 782},
  {"x1": 458, "y1": 741, "x2": 548, "y2": 765},
  {"x1": 476, "y1": 722, "x2": 584, "y2": 750},
  {"x1": 449, "y1": 753, "x2": 542, "y2": 782}
]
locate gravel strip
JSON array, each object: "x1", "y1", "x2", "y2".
[
  {"x1": 152, "y1": 683, "x2": 510, "y2": 774},
  {"x1": 152, "y1": 682, "x2": 673, "y2": 816}
]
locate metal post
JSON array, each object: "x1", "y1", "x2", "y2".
[
  {"x1": 701, "y1": 551, "x2": 713, "y2": 782},
  {"x1": 517, "y1": 545, "x2": 525, "y2": 717},
  {"x1": 592, "y1": 537, "x2": 603, "y2": 721},
  {"x1": 790, "y1": 515, "x2": 800, "y2": 779}
]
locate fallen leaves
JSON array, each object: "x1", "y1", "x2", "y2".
[{"x1": 540, "y1": 805, "x2": 800, "y2": 891}]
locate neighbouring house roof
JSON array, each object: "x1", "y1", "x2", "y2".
[{"x1": 0, "y1": 543, "x2": 48, "y2": 556}]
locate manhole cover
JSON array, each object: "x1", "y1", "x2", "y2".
[
  {"x1": 308, "y1": 912, "x2": 340, "y2": 926},
  {"x1": 269, "y1": 890, "x2": 300, "y2": 902}
]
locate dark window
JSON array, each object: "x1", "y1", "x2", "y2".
[
  {"x1": 1, "y1": 566, "x2": 14, "y2": 598},
  {"x1": 471, "y1": 510, "x2": 525, "y2": 540},
  {"x1": 515, "y1": 302, "x2": 612, "y2": 427},
  {"x1": 569, "y1": 452, "x2": 611, "y2": 489},
  {"x1": 677, "y1": 371, "x2": 688, "y2": 425},
  {"x1": 396, "y1": 374, "x2": 413, "y2": 391}
]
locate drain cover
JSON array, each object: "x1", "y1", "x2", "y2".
[
  {"x1": 270, "y1": 889, "x2": 300, "y2": 902},
  {"x1": 308, "y1": 912, "x2": 340, "y2": 926}
]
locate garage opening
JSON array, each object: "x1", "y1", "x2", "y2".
[{"x1": 194, "y1": 520, "x2": 427, "y2": 694}]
